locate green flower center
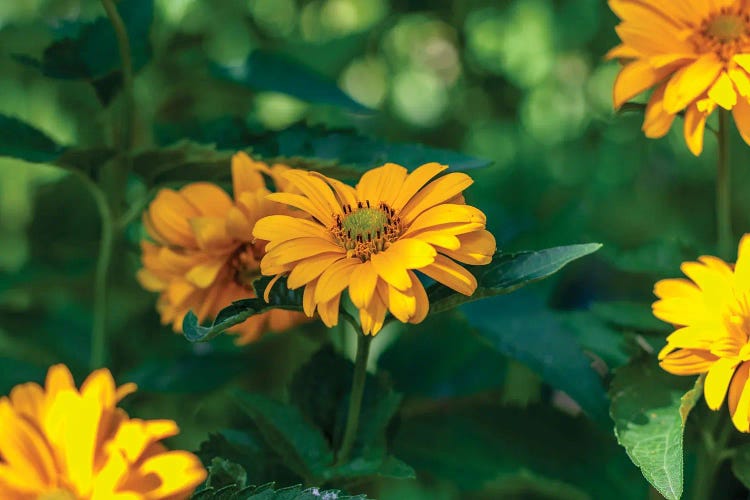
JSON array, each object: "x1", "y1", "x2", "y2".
[
  {"x1": 341, "y1": 207, "x2": 389, "y2": 242},
  {"x1": 707, "y1": 14, "x2": 746, "y2": 43},
  {"x1": 332, "y1": 201, "x2": 402, "y2": 261}
]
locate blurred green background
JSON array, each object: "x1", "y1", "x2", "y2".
[{"x1": 2, "y1": 0, "x2": 749, "y2": 498}]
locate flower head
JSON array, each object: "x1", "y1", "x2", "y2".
[
  {"x1": 253, "y1": 163, "x2": 496, "y2": 335},
  {"x1": 0, "y1": 364, "x2": 206, "y2": 499},
  {"x1": 137, "y1": 152, "x2": 308, "y2": 344},
  {"x1": 608, "y1": 0, "x2": 750, "y2": 155},
  {"x1": 654, "y1": 235, "x2": 750, "y2": 431}
]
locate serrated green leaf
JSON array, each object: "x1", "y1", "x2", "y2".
[
  {"x1": 426, "y1": 243, "x2": 602, "y2": 315},
  {"x1": 465, "y1": 293, "x2": 609, "y2": 424},
  {"x1": 609, "y1": 356, "x2": 701, "y2": 500},
  {"x1": 192, "y1": 482, "x2": 370, "y2": 500},
  {"x1": 232, "y1": 391, "x2": 334, "y2": 479},
  {"x1": 206, "y1": 458, "x2": 247, "y2": 490},
  {"x1": 212, "y1": 50, "x2": 371, "y2": 112}
]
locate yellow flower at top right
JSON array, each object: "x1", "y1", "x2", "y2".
[{"x1": 607, "y1": 0, "x2": 750, "y2": 155}]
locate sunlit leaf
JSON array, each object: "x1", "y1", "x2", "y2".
[
  {"x1": 191, "y1": 482, "x2": 369, "y2": 500},
  {"x1": 426, "y1": 243, "x2": 602, "y2": 315},
  {"x1": 609, "y1": 356, "x2": 703, "y2": 500},
  {"x1": 212, "y1": 50, "x2": 371, "y2": 113}
]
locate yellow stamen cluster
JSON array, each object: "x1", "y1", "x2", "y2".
[{"x1": 332, "y1": 200, "x2": 402, "y2": 262}]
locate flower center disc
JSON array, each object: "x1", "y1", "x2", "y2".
[
  {"x1": 707, "y1": 14, "x2": 746, "y2": 43},
  {"x1": 332, "y1": 202, "x2": 402, "y2": 261},
  {"x1": 342, "y1": 207, "x2": 389, "y2": 242}
]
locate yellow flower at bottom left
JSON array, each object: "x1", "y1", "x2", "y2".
[{"x1": 0, "y1": 364, "x2": 206, "y2": 499}]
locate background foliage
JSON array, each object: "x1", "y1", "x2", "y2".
[{"x1": 2, "y1": 0, "x2": 750, "y2": 498}]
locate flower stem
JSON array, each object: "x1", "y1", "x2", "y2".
[
  {"x1": 72, "y1": 172, "x2": 115, "y2": 370},
  {"x1": 692, "y1": 411, "x2": 733, "y2": 500},
  {"x1": 336, "y1": 331, "x2": 373, "y2": 465},
  {"x1": 716, "y1": 109, "x2": 732, "y2": 259}
]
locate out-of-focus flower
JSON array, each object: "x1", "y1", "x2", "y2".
[
  {"x1": 608, "y1": 0, "x2": 750, "y2": 155},
  {"x1": 655, "y1": 235, "x2": 750, "y2": 432},
  {"x1": 0, "y1": 364, "x2": 206, "y2": 499},
  {"x1": 137, "y1": 152, "x2": 308, "y2": 344},
  {"x1": 254, "y1": 163, "x2": 495, "y2": 335}
]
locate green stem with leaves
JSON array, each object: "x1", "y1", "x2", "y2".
[
  {"x1": 336, "y1": 330, "x2": 373, "y2": 465},
  {"x1": 716, "y1": 109, "x2": 732, "y2": 259}
]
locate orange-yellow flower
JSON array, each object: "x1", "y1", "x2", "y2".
[
  {"x1": 608, "y1": 0, "x2": 750, "y2": 155},
  {"x1": 253, "y1": 163, "x2": 496, "y2": 335},
  {"x1": 0, "y1": 364, "x2": 206, "y2": 499},
  {"x1": 137, "y1": 152, "x2": 308, "y2": 344},
  {"x1": 654, "y1": 235, "x2": 750, "y2": 432}
]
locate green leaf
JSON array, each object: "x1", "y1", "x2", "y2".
[
  {"x1": 464, "y1": 292, "x2": 609, "y2": 424},
  {"x1": 393, "y1": 400, "x2": 645, "y2": 498},
  {"x1": 14, "y1": 0, "x2": 153, "y2": 103},
  {"x1": 154, "y1": 120, "x2": 491, "y2": 174},
  {"x1": 731, "y1": 443, "x2": 750, "y2": 488},
  {"x1": 289, "y1": 345, "x2": 412, "y2": 481},
  {"x1": 192, "y1": 483, "x2": 369, "y2": 500},
  {"x1": 211, "y1": 50, "x2": 371, "y2": 112},
  {"x1": 0, "y1": 115, "x2": 64, "y2": 163},
  {"x1": 589, "y1": 300, "x2": 670, "y2": 333},
  {"x1": 609, "y1": 356, "x2": 702, "y2": 500},
  {"x1": 131, "y1": 141, "x2": 234, "y2": 186},
  {"x1": 232, "y1": 391, "x2": 334, "y2": 479},
  {"x1": 205, "y1": 458, "x2": 247, "y2": 490},
  {"x1": 378, "y1": 311, "x2": 507, "y2": 398},
  {"x1": 426, "y1": 243, "x2": 602, "y2": 315},
  {"x1": 183, "y1": 277, "x2": 303, "y2": 342},
  {"x1": 121, "y1": 352, "x2": 247, "y2": 393}
]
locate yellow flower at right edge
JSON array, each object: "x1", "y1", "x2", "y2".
[
  {"x1": 655, "y1": 235, "x2": 750, "y2": 432},
  {"x1": 0, "y1": 364, "x2": 206, "y2": 499},
  {"x1": 607, "y1": 0, "x2": 750, "y2": 155},
  {"x1": 253, "y1": 163, "x2": 496, "y2": 335}
]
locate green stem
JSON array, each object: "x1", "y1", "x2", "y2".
[
  {"x1": 100, "y1": 0, "x2": 135, "y2": 214},
  {"x1": 72, "y1": 172, "x2": 115, "y2": 370},
  {"x1": 692, "y1": 412, "x2": 733, "y2": 500},
  {"x1": 716, "y1": 109, "x2": 732, "y2": 259},
  {"x1": 336, "y1": 331, "x2": 373, "y2": 465}
]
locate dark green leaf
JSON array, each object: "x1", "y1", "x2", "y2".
[
  {"x1": 394, "y1": 400, "x2": 644, "y2": 498},
  {"x1": 121, "y1": 352, "x2": 247, "y2": 393},
  {"x1": 609, "y1": 355, "x2": 702, "y2": 500},
  {"x1": 192, "y1": 483, "x2": 369, "y2": 500},
  {"x1": 183, "y1": 277, "x2": 303, "y2": 342},
  {"x1": 426, "y1": 243, "x2": 602, "y2": 315},
  {"x1": 464, "y1": 292, "x2": 609, "y2": 424},
  {"x1": 205, "y1": 458, "x2": 247, "y2": 490},
  {"x1": 154, "y1": 120, "x2": 492, "y2": 175},
  {"x1": 233, "y1": 391, "x2": 334, "y2": 479},
  {"x1": 589, "y1": 300, "x2": 670, "y2": 333},
  {"x1": 131, "y1": 141, "x2": 233, "y2": 186},
  {"x1": 562, "y1": 311, "x2": 632, "y2": 370},
  {"x1": 0, "y1": 115, "x2": 64, "y2": 163},
  {"x1": 14, "y1": 0, "x2": 153, "y2": 99},
  {"x1": 212, "y1": 50, "x2": 371, "y2": 112},
  {"x1": 378, "y1": 311, "x2": 507, "y2": 398}
]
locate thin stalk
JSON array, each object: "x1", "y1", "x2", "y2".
[
  {"x1": 72, "y1": 172, "x2": 115, "y2": 369},
  {"x1": 716, "y1": 109, "x2": 732, "y2": 259},
  {"x1": 100, "y1": 0, "x2": 135, "y2": 215},
  {"x1": 692, "y1": 412, "x2": 733, "y2": 500},
  {"x1": 336, "y1": 331, "x2": 373, "y2": 465}
]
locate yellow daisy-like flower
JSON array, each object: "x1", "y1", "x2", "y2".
[
  {"x1": 253, "y1": 163, "x2": 496, "y2": 335},
  {"x1": 137, "y1": 152, "x2": 308, "y2": 344},
  {"x1": 608, "y1": 0, "x2": 750, "y2": 155},
  {"x1": 0, "y1": 364, "x2": 206, "y2": 499},
  {"x1": 654, "y1": 235, "x2": 750, "y2": 432}
]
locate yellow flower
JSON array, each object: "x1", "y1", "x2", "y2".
[
  {"x1": 253, "y1": 163, "x2": 496, "y2": 335},
  {"x1": 137, "y1": 152, "x2": 308, "y2": 344},
  {"x1": 654, "y1": 235, "x2": 750, "y2": 432},
  {"x1": 0, "y1": 364, "x2": 206, "y2": 499},
  {"x1": 607, "y1": 0, "x2": 750, "y2": 155}
]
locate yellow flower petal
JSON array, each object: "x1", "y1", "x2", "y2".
[
  {"x1": 356, "y1": 163, "x2": 408, "y2": 206},
  {"x1": 180, "y1": 183, "x2": 233, "y2": 217},
  {"x1": 683, "y1": 103, "x2": 708, "y2": 156},
  {"x1": 371, "y1": 239, "x2": 437, "y2": 290},
  {"x1": 232, "y1": 151, "x2": 268, "y2": 196},
  {"x1": 707, "y1": 71, "x2": 737, "y2": 110},
  {"x1": 704, "y1": 357, "x2": 740, "y2": 410},
  {"x1": 729, "y1": 362, "x2": 750, "y2": 432},
  {"x1": 659, "y1": 349, "x2": 718, "y2": 375},
  {"x1": 391, "y1": 162, "x2": 448, "y2": 210},
  {"x1": 400, "y1": 173, "x2": 474, "y2": 225},
  {"x1": 419, "y1": 254, "x2": 477, "y2": 296},
  {"x1": 643, "y1": 82, "x2": 676, "y2": 138},
  {"x1": 664, "y1": 53, "x2": 722, "y2": 114},
  {"x1": 732, "y1": 97, "x2": 750, "y2": 147},
  {"x1": 314, "y1": 258, "x2": 360, "y2": 303},
  {"x1": 348, "y1": 260, "x2": 379, "y2": 309}
]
